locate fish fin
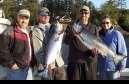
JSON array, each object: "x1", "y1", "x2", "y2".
[
  {"x1": 35, "y1": 70, "x2": 43, "y2": 77},
  {"x1": 113, "y1": 54, "x2": 127, "y2": 66},
  {"x1": 100, "y1": 52, "x2": 106, "y2": 58},
  {"x1": 35, "y1": 69, "x2": 51, "y2": 80}
]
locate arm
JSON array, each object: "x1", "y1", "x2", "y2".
[
  {"x1": 117, "y1": 32, "x2": 127, "y2": 71},
  {"x1": 90, "y1": 25, "x2": 100, "y2": 57},
  {"x1": 32, "y1": 27, "x2": 46, "y2": 64},
  {"x1": 0, "y1": 31, "x2": 15, "y2": 68}
]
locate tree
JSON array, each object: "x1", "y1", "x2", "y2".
[
  {"x1": 118, "y1": 9, "x2": 129, "y2": 31},
  {"x1": 2, "y1": 0, "x2": 18, "y2": 23},
  {"x1": 99, "y1": 0, "x2": 120, "y2": 24},
  {"x1": 117, "y1": 0, "x2": 127, "y2": 9}
]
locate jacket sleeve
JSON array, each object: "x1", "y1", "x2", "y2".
[
  {"x1": 32, "y1": 27, "x2": 46, "y2": 64},
  {"x1": 0, "y1": 31, "x2": 15, "y2": 68},
  {"x1": 64, "y1": 22, "x2": 75, "y2": 45},
  {"x1": 117, "y1": 32, "x2": 127, "y2": 70}
]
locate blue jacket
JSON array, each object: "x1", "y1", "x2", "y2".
[{"x1": 98, "y1": 27, "x2": 127, "y2": 71}]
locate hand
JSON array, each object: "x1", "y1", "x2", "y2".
[
  {"x1": 72, "y1": 26, "x2": 78, "y2": 36},
  {"x1": 48, "y1": 62, "x2": 55, "y2": 70},
  {"x1": 11, "y1": 63, "x2": 19, "y2": 70},
  {"x1": 119, "y1": 69, "x2": 122, "y2": 73},
  {"x1": 48, "y1": 63, "x2": 52, "y2": 70},
  {"x1": 92, "y1": 48, "x2": 100, "y2": 55}
]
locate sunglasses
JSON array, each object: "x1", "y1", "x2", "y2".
[
  {"x1": 40, "y1": 13, "x2": 50, "y2": 17},
  {"x1": 102, "y1": 22, "x2": 110, "y2": 24},
  {"x1": 80, "y1": 12, "x2": 89, "y2": 15}
]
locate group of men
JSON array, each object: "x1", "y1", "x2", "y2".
[{"x1": 0, "y1": 4, "x2": 127, "y2": 80}]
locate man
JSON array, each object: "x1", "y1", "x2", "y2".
[
  {"x1": 0, "y1": 6, "x2": 11, "y2": 80},
  {"x1": 32, "y1": 7, "x2": 66, "y2": 80},
  {"x1": 64, "y1": 5, "x2": 99, "y2": 80},
  {"x1": 0, "y1": 9, "x2": 36, "y2": 80}
]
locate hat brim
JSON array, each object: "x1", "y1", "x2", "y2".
[
  {"x1": 80, "y1": 9, "x2": 89, "y2": 12},
  {"x1": 38, "y1": 10, "x2": 50, "y2": 15},
  {"x1": 18, "y1": 14, "x2": 30, "y2": 18}
]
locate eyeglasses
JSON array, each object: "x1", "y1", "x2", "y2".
[
  {"x1": 102, "y1": 22, "x2": 110, "y2": 24},
  {"x1": 40, "y1": 13, "x2": 50, "y2": 17},
  {"x1": 80, "y1": 12, "x2": 89, "y2": 15}
]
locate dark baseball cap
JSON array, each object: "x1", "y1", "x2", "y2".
[
  {"x1": 38, "y1": 7, "x2": 50, "y2": 16},
  {"x1": 79, "y1": 5, "x2": 90, "y2": 12}
]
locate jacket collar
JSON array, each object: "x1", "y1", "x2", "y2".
[
  {"x1": 99, "y1": 26, "x2": 114, "y2": 36},
  {"x1": 13, "y1": 25, "x2": 30, "y2": 34}
]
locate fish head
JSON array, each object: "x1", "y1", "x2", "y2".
[
  {"x1": 73, "y1": 22, "x2": 82, "y2": 33},
  {"x1": 54, "y1": 23, "x2": 63, "y2": 34}
]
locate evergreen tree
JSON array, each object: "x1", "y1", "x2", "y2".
[{"x1": 2, "y1": 0, "x2": 18, "y2": 23}]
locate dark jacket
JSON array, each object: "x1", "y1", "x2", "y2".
[
  {"x1": 0, "y1": 24, "x2": 37, "y2": 69},
  {"x1": 64, "y1": 20, "x2": 99, "y2": 67}
]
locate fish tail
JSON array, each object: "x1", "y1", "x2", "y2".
[
  {"x1": 35, "y1": 69, "x2": 51, "y2": 80},
  {"x1": 35, "y1": 71, "x2": 43, "y2": 77},
  {"x1": 113, "y1": 55, "x2": 127, "y2": 66}
]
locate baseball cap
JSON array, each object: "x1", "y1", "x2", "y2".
[
  {"x1": 79, "y1": 5, "x2": 90, "y2": 12},
  {"x1": 38, "y1": 7, "x2": 50, "y2": 16},
  {"x1": 17, "y1": 9, "x2": 30, "y2": 18}
]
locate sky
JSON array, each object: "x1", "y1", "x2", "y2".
[{"x1": 88, "y1": 0, "x2": 129, "y2": 9}]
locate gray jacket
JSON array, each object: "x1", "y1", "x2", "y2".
[{"x1": 32, "y1": 23, "x2": 64, "y2": 70}]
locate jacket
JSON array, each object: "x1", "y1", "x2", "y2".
[
  {"x1": 32, "y1": 23, "x2": 64, "y2": 70},
  {"x1": 0, "y1": 24, "x2": 37, "y2": 69},
  {"x1": 64, "y1": 20, "x2": 99, "y2": 67},
  {"x1": 98, "y1": 27, "x2": 127, "y2": 71}
]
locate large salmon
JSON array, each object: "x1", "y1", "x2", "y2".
[
  {"x1": 73, "y1": 22, "x2": 127, "y2": 66},
  {"x1": 35, "y1": 22, "x2": 64, "y2": 80}
]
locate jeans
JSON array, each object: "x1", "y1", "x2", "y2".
[
  {"x1": 6, "y1": 66, "x2": 29, "y2": 80},
  {"x1": 98, "y1": 71, "x2": 120, "y2": 80}
]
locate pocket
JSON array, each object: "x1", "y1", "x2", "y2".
[{"x1": 13, "y1": 40, "x2": 25, "y2": 54}]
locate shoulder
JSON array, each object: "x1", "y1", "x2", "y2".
[
  {"x1": 113, "y1": 29, "x2": 122, "y2": 35},
  {"x1": 32, "y1": 25, "x2": 45, "y2": 36},
  {"x1": 1, "y1": 25, "x2": 14, "y2": 35},
  {"x1": 89, "y1": 22, "x2": 98, "y2": 28},
  {"x1": 33, "y1": 25, "x2": 40, "y2": 30},
  {"x1": 6, "y1": 25, "x2": 13, "y2": 29},
  {"x1": 88, "y1": 22, "x2": 99, "y2": 36},
  {"x1": 112, "y1": 29, "x2": 124, "y2": 38},
  {"x1": 67, "y1": 20, "x2": 78, "y2": 26},
  {"x1": 33, "y1": 25, "x2": 42, "y2": 32}
]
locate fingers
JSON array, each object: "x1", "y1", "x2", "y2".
[
  {"x1": 11, "y1": 63, "x2": 19, "y2": 70},
  {"x1": 48, "y1": 62, "x2": 55, "y2": 70},
  {"x1": 72, "y1": 26, "x2": 78, "y2": 36},
  {"x1": 119, "y1": 69, "x2": 122, "y2": 73},
  {"x1": 48, "y1": 63, "x2": 52, "y2": 70},
  {"x1": 92, "y1": 48, "x2": 100, "y2": 55}
]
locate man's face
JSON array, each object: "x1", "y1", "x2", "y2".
[
  {"x1": 17, "y1": 16, "x2": 30, "y2": 28},
  {"x1": 78, "y1": 9, "x2": 90, "y2": 22},
  {"x1": 38, "y1": 12, "x2": 50, "y2": 24}
]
